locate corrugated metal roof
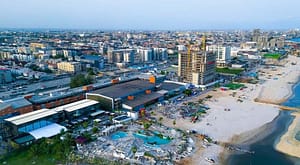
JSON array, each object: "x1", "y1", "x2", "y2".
[
  {"x1": 0, "y1": 103, "x2": 11, "y2": 111},
  {"x1": 90, "y1": 79, "x2": 155, "y2": 99},
  {"x1": 0, "y1": 97, "x2": 32, "y2": 110},
  {"x1": 5, "y1": 109, "x2": 57, "y2": 126},
  {"x1": 53, "y1": 99, "x2": 98, "y2": 113}
]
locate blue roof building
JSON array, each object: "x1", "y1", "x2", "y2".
[{"x1": 76, "y1": 55, "x2": 105, "y2": 69}]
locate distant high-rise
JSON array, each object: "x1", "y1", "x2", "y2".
[
  {"x1": 252, "y1": 29, "x2": 261, "y2": 42},
  {"x1": 178, "y1": 48, "x2": 216, "y2": 85}
]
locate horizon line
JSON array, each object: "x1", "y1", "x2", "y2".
[{"x1": 0, "y1": 27, "x2": 299, "y2": 32}]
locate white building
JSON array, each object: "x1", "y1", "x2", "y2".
[
  {"x1": 57, "y1": 62, "x2": 81, "y2": 73},
  {"x1": 137, "y1": 48, "x2": 153, "y2": 62},
  {"x1": 206, "y1": 45, "x2": 231, "y2": 67},
  {"x1": 177, "y1": 45, "x2": 186, "y2": 51},
  {"x1": 152, "y1": 48, "x2": 168, "y2": 61},
  {"x1": 11, "y1": 54, "x2": 35, "y2": 62}
]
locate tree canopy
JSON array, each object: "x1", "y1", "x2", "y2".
[{"x1": 70, "y1": 74, "x2": 93, "y2": 88}]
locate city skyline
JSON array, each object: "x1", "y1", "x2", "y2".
[{"x1": 0, "y1": 0, "x2": 300, "y2": 30}]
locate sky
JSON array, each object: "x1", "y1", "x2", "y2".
[{"x1": 0, "y1": 0, "x2": 300, "y2": 30}]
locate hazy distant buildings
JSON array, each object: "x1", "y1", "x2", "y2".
[
  {"x1": 29, "y1": 43, "x2": 45, "y2": 52},
  {"x1": 107, "y1": 48, "x2": 167, "y2": 65},
  {"x1": 252, "y1": 29, "x2": 285, "y2": 50},
  {"x1": 178, "y1": 49, "x2": 216, "y2": 85},
  {"x1": 252, "y1": 29, "x2": 261, "y2": 42}
]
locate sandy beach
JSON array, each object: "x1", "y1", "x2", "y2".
[
  {"x1": 157, "y1": 55, "x2": 300, "y2": 165},
  {"x1": 255, "y1": 55, "x2": 300, "y2": 104},
  {"x1": 159, "y1": 86, "x2": 279, "y2": 165},
  {"x1": 276, "y1": 112, "x2": 300, "y2": 158}
]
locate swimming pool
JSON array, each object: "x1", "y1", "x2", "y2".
[
  {"x1": 133, "y1": 133, "x2": 171, "y2": 146},
  {"x1": 111, "y1": 131, "x2": 128, "y2": 140}
]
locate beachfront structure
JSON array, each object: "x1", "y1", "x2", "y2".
[
  {"x1": 3, "y1": 99, "x2": 99, "y2": 144},
  {"x1": 86, "y1": 79, "x2": 161, "y2": 112},
  {"x1": 112, "y1": 115, "x2": 132, "y2": 124},
  {"x1": 157, "y1": 81, "x2": 187, "y2": 97},
  {"x1": 53, "y1": 99, "x2": 99, "y2": 119},
  {"x1": 4, "y1": 108, "x2": 62, "y2": 145},
  {"x1": 85, "y1": 78, "x2": 188, "y2": 119},
  {"x1": 178, "y1": 50, "x2": 216, "y2": 85}
]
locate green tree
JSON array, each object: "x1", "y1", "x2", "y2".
[
  {"x1": 109, "y1": 116, "x2": 113, "y2": 122},
  {"x1": 184, "y1": 89, "x2": 192, "y2": 96},
  {"x1": 82, "y1": 121, "x2": 89, "y2": 129},
  {"x1": 173, "y1": 120, "x2": 176, "y2": 126},
  {"x1": 87, "y1": 68, "x2": 95, "y2": 75},
  {"x1": 70, "y1": 74, "x2": 93, "y2": 88},
  {"x1": 131, "y1": 146, "x2": 137, "y2": 154},
  {"x1": 92, "y1": 127, "x2": 99, "y2": 134},
  {"x1": 143, "y1": 121, "x2": 152, "y2": 130},
  {"x1": 159, "y1": 117, "x2": 163, "y2": 123},
  {"x1": 29, "y1": 143, "x2": 39, "y2": 158}
]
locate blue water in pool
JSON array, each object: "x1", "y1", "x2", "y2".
[
  {"x1": 111, "y1": 131, "x2": 128, "y2": 140},
  {"x1": 133, "y1": 133, "x2": 170, "y2": 146}
]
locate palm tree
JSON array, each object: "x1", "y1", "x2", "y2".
[
  {"x1": 82, "y1": 121, "x2": 88, "y2": 130},
  {"x1": 159, "y1": 117, "x2": 163, "y2": 122},
  {"x1": 158, "y1": 117, "x2": 163, "y2": 126}
]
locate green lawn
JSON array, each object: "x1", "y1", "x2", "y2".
[
  {"x1": 216, "y1": 67, "x2": 244, "y2": 75},
  {"x1": 1, "y1": 149, "x2": 57, "y2": 165},
  {"x1": 224, "y1": 83, "x2": 245, "y2": 90},
  {"x1": 263, "y1": 53, "x2": 281, "y2": 60}
]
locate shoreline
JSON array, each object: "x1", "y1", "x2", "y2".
[
  {"x1": 275, "y1": 112, "x2": 300, "y2": 158},
  {"x1": 219, "y1": 111, "x2": 290, "y2": 165},
  {"x1": 220, "y1": 56, "x2": 300, "y2": 164},
  {"x1": 195, "y1": 55, "x2": 300, "y2": 164},
  {"x1": 156, "y1": 55, "x2": 300, "y2": 165},
  {"x1": 254, "y1": 56, "x2": 300, "y2": 105}
]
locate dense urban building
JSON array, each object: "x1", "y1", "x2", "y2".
[
  {"x1": 206, "y1": 45, "x2": 231, "y2": 67},
  {"x1": 57, "y1": 61, "x2": 82, "y2": 73},
  {"x1": 0, "y1": 28, "x2": 300, "y2": 164},
  {"x1": 178, "y1": 49, "x2": 216, "y2": 85}
]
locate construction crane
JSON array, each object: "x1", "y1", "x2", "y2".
[{"x1": 202, "y1": 35, "x2": 206, "y2": 51}]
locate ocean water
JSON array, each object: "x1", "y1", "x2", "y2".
[{"x1": 226, "y1": 82, "x2": 300, "y2": 165}]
